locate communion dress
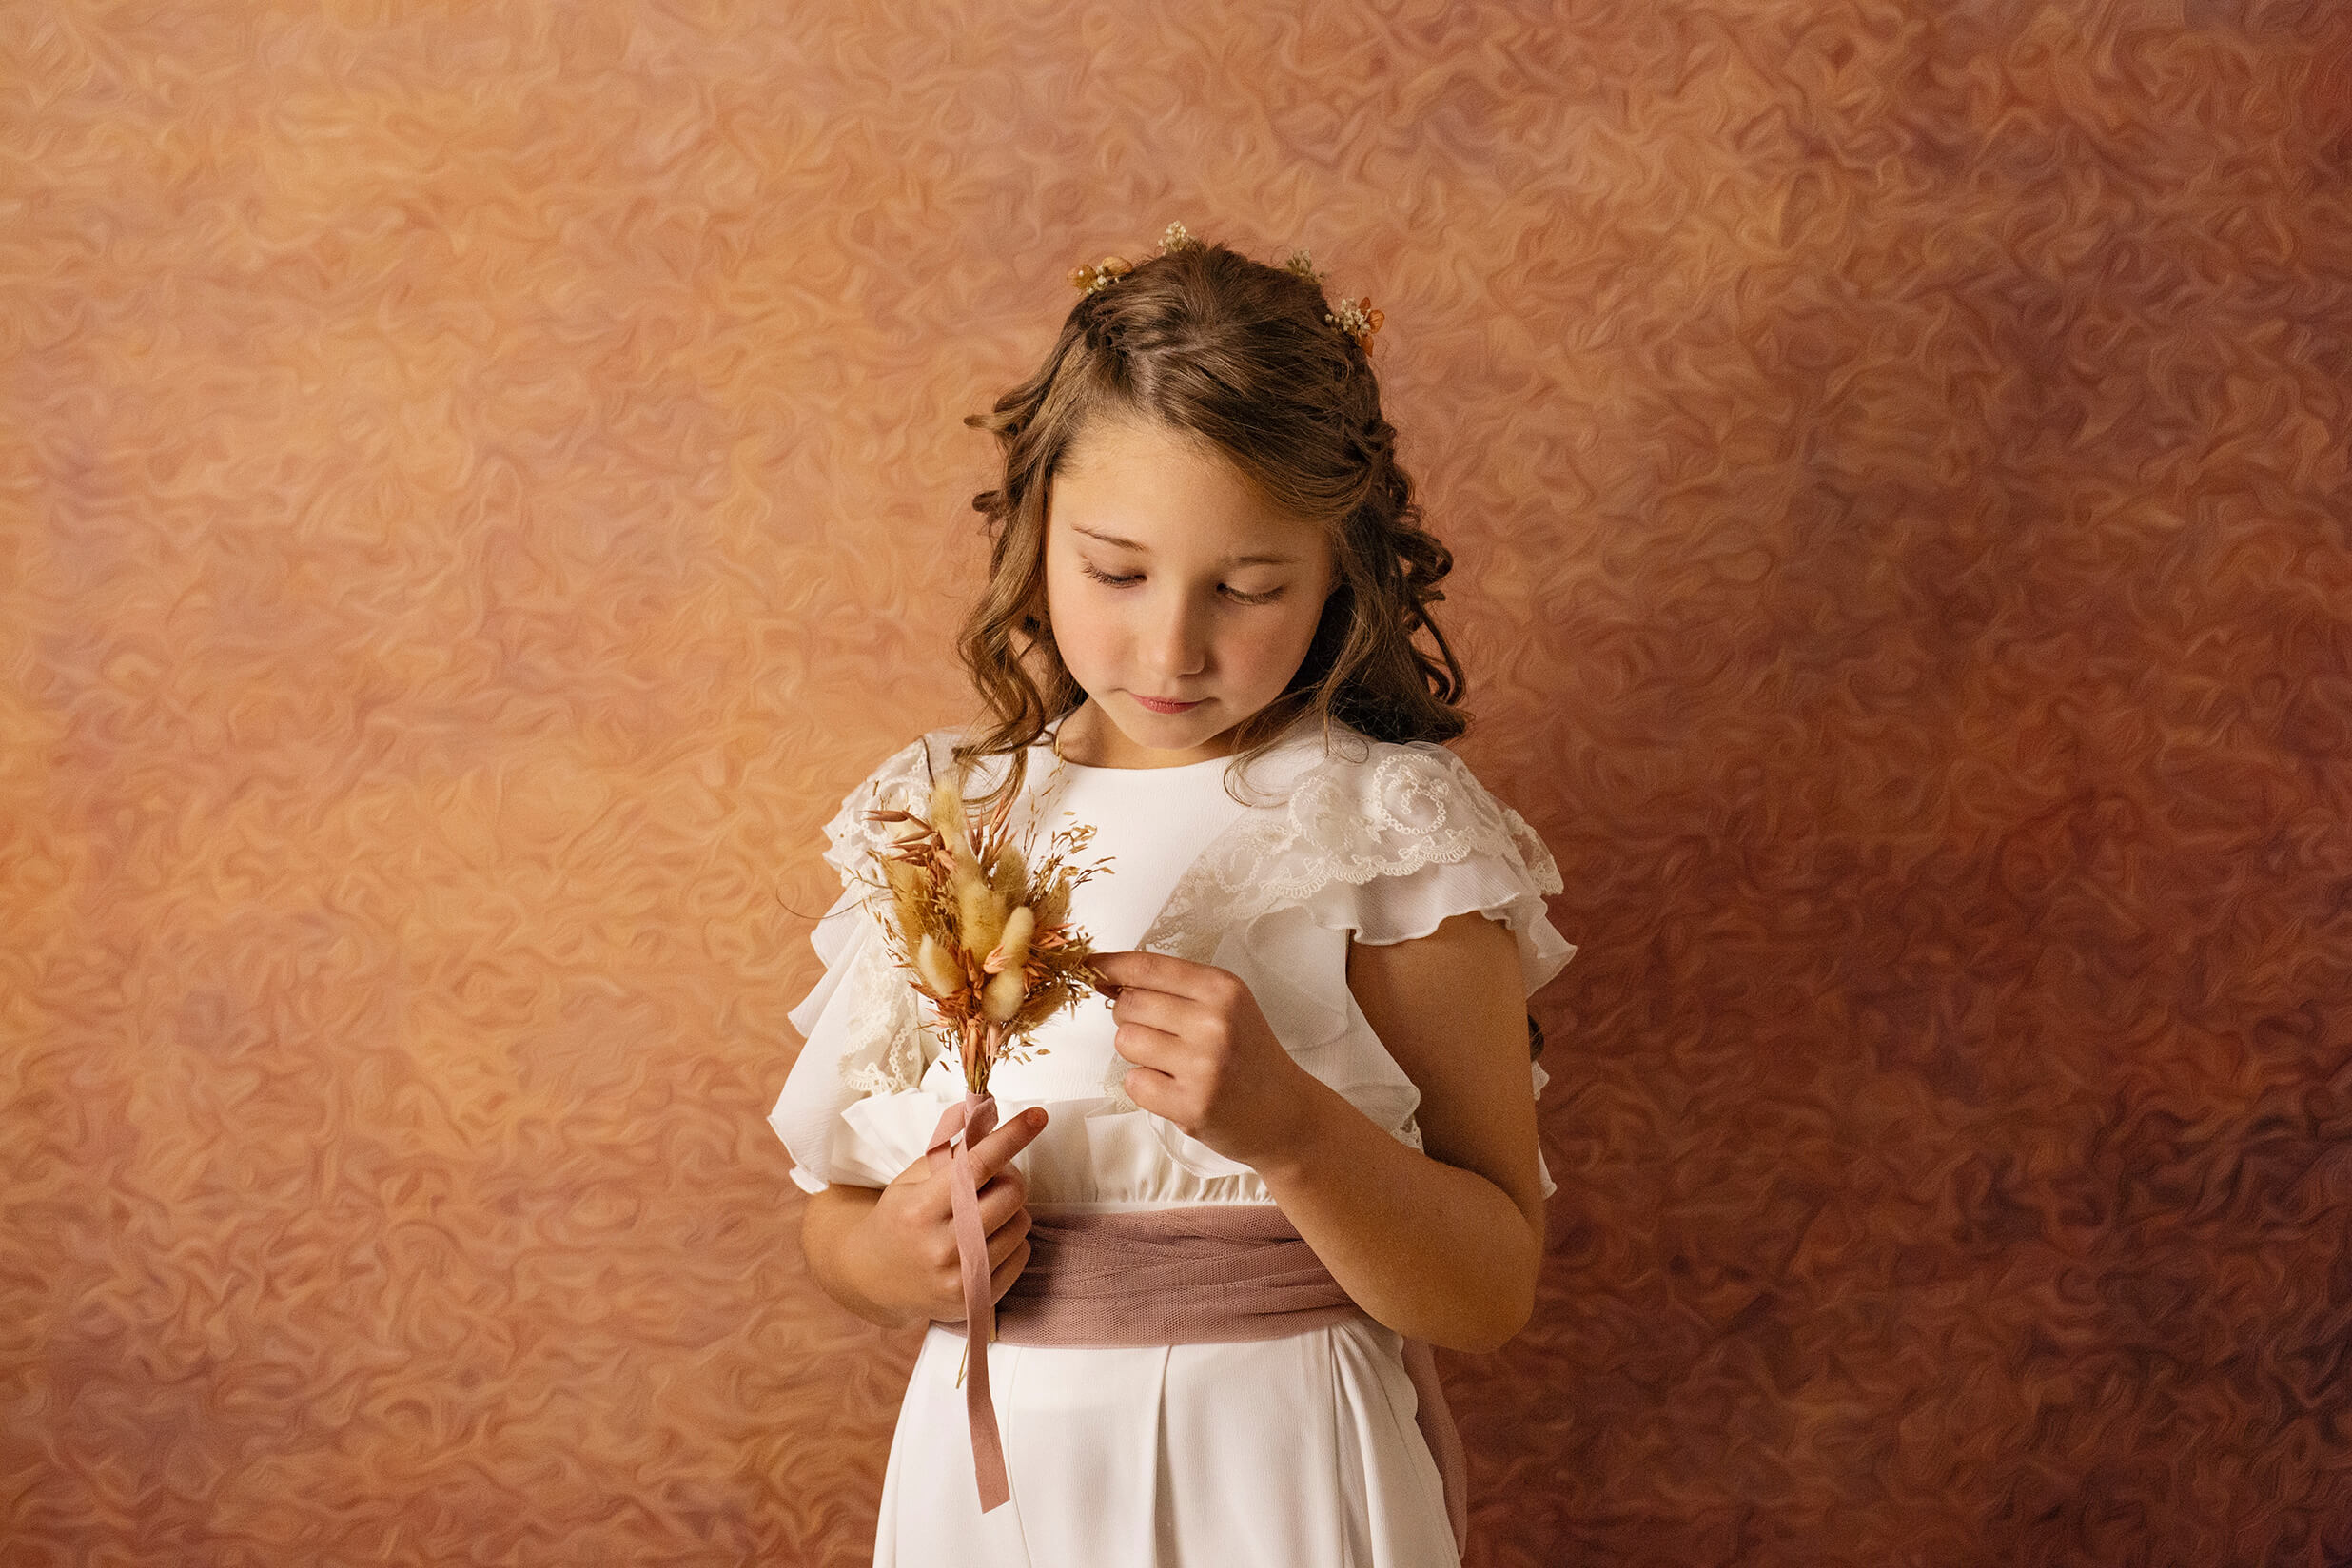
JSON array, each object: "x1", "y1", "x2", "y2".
[{"x1": 768, "y1": 716, "x2": 1573, "y2": 1568}]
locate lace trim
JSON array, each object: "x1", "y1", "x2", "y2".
[
  {"x1": 820, "y1": 735, "x2": 945, "y2": 887},
  {"x1": 1100, "y1": 1065, "x2": 1142, "y2": 1111},
  {"x1": 832, "y1": 916, "x2": 940, "y2": 1095},
  {"x1": 1138, "y1": 745, "x2": 1563, "y2": 963},
  {"x1": 819, "y1": 734, "x2": 966, "y2": 1097}
]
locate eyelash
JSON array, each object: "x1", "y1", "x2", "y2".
[{"x1": 1080, "y1": 562, "x2": 1283, "y2": 605}]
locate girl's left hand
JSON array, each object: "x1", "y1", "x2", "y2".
[{"x1": 1089, "y1": 950, "x2": 1319, "y2": 1171}]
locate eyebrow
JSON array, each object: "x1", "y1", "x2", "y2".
[{"x1": 1071, "y1": 524, "x2": 1301, "y2": 568}]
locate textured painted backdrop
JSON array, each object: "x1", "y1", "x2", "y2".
[{"x1": 6, "y1": 2, "x2": 2349, "y2": 1563}]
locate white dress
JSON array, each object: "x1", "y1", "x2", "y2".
[{"x1": 769, "y1": 717, "x2": 1574, "y2": 1568}]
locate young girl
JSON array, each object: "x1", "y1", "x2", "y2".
[{"x1": 770, "y1": 227, "x2": 1573, "y2": 1568}]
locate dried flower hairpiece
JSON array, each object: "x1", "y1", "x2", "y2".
[
  {"x1": 1326, "y1": 295, "x2": 1384, "y2": 344},
  {"x1": 862, "y1": 764, "x2": 1108, "y2": 1095},
  {"x1": 1067, "y1": 255, "x2": 1132, "y2": 293},
  {"x1": 1069, "y1": 224, "x2": 1386, "y2": 346},
  {"x1": 1284, "y1": 248, "x2": 1383, "y2": 345}
]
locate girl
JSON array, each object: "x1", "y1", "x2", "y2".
[{"x1": 770, "y1": 227, "x2": 1573, "y2": 1568}]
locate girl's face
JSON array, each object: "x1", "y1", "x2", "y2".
[{"x1": 1043, "y1": 417, "x2": 1336, "y2": 769}]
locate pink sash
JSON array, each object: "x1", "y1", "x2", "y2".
[{"x1": 925, "y1": 1094, "x2": 1469, "y2": 1555}]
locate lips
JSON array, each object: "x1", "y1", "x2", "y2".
[{"x1": 1130, "y1": 695, "x2": 1204, "y2": 715}]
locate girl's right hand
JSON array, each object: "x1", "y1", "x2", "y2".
[{"x1": 854, "y1": 1106, "x2": 1049, "y2": 1326}]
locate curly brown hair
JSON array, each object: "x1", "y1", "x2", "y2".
[{"x1": 951, "y1": 238, "x2": 1467, "y2": 798}]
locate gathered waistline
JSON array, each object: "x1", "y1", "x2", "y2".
[
  {"x1": 933, "y1": 1203, "x2": 1468, "y2": 1552},
  {"x1": 1026, "y1": 1197, "x2": 1281, "y2": 1216}
]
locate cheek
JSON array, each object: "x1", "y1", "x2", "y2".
[
  {"x1": 1039, "y1": 559, "x2": 1082, "y2": 635},
  {"x1": 1040, "y1": 579, "x2": 1115, "y2": 668},
  {"x1": 1237, "y1": 606, "x2": 1324, "y2": 685}
]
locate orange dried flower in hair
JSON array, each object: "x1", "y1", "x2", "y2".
[
  {"x1": 1068, "y1": 255, "x2": 1134, "y2": 294},
  {"x1": 1327, "y1": 295, "x2": 1382, "y2": 343}
]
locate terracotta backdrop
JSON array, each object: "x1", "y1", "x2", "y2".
[{"x1": 7, "y1": 2, "x2": 2348, "y2": 1563}]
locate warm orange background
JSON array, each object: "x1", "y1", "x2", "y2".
[{"x1": 8, "y1": 3, "x2": 2350, "y2": 1564}]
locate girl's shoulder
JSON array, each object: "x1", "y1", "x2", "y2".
[
  {"x1": 834, "y1": 727, "x2": 971, "y2": 798},
  {"x1": 1214, "y1": 719, "x2": 1563, "y2": 906},
  {"x1": 1244, "y1": 719, "x2": 1528, "y2": 819},
  {"x1": 816, "y1": 727, "x2": 986, "y2": 887}
]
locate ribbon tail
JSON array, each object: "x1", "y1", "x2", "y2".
[
  {"x1": 1402, "y1": 1337, "x2": 1467, "y2": 1556},
  {"x1": 928, "y1": 1091, "x2": 1008, "y2": 1512}
]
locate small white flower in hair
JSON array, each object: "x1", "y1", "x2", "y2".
[{"x1": 1326, "y1": 295, "x2": 1384, "y2": 344}]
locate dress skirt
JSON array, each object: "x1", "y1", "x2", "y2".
[{"x1": 872, "y1": 1318, "x2": 1460, "y2": 1568}]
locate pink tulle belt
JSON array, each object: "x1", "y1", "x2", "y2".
[{"x1": 926, "y1": 1093, "x2": 1468, "y2": 1555}]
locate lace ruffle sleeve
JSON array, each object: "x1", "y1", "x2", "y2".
[
  {"x1": 1129, "y1": 737, "x2": 1574, "y2": 1194},
  {"x1": 767, "y1": 733, "x2": 959, "y2": 1192}
]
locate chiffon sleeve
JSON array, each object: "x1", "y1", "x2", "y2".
[
  {"x1": 764, "y1": 733, "x2": 955, "y2": 1192},
  {"x1": 1130, "y1": 739, "x2": 1574, "y2": 1194}
]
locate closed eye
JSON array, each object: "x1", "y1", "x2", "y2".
[{"x1": 1081, "y1": 561, "x2": 1285, "y2": 605}]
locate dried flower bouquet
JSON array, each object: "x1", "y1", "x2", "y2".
[
  {"x1": 863, "y1": 767, "x2": 1108, "y2": 1094},
  {"x1": 855, "y1": 758, "x2": 1110, "y2": 1515}
]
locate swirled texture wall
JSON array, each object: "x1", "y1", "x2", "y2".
[{"x1": 6, "y1": 1, "x2": 2347, "y2": 1563}]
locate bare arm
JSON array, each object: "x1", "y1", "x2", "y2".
[
  {"x1": 1267, "y1": 912, "x2": 1543, "y2": 1351},
  {"x1": 1093, "y1": 913, "x2": 1544, "y2": 1353}
]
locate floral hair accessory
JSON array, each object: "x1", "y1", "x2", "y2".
[
  {"x1": 1287, "y1": 251, "x2": 1382, "y2": 344},
  {"x1": 1068, "y1": 255, "x2": 1133, "y2": 293},
  {"x1": 1326, "y1": 295, "x2": 1384, "y2": 345},
  {"x1": 1072, "y1": 225, "x2": 1385, "y2": 346}
]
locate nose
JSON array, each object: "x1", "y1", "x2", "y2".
[{"x1": 1140, "y1": 591, "x2": 1210, "y2": 680}]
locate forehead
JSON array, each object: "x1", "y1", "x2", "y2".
[{"x1": 1049, "y1": 417, "x2": 1326, "y2": 560}]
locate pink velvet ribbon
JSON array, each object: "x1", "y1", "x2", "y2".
[
  {"x1": 922, "y1": 1107, "x2": 1469, "y2": 1554},
  {"x1": 922, "y1": 1091, "x2": 1009, "y2": 1513}
]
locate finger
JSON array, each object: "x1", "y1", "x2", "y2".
[
  {"x1": 966, "y1": 1105, "x2": 1049, "y2": 1185},
  {"x1": 1118, "y1": 1064, "x2": 1179, "y2": 1117},
  {"x1": 1110, "y1": 984, "x2": 1200, "y2": 1035},
  {"x1": 989, "y1": 1234, "x2": 1036, "y2": 1303},
  {"x1": 974, "y1": 1166, "x2": 1028, "y2": 1234},
  {"x1": 1088, "y1": 950, "x2": 1218, "y2": 999},
  {"x1": 922, "y1": 1197, "x2": 1029, "y2": 1319},
  {"x1": 983, "y1": 1205, "x2": 1032, "y2": 1272},
  {"x1": 1110, "y1": 1017, "x2": 1189, "y2": 1072}
]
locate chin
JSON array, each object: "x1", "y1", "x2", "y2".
[{"x1": 1109, "y1": 702, "x2": 1235, "y2": 757}]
